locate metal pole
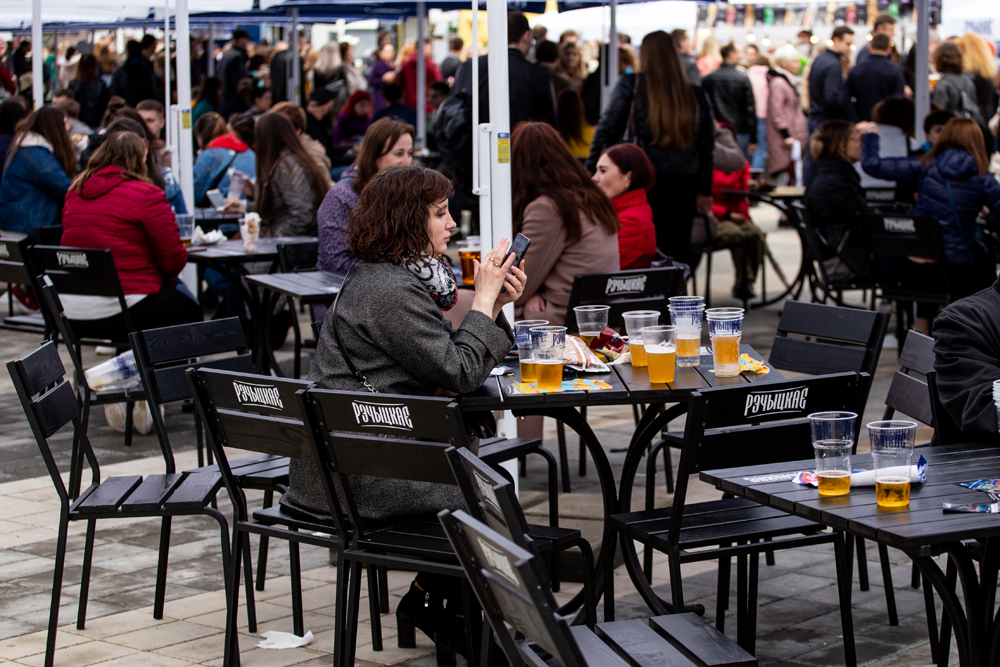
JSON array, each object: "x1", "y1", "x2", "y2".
[
  {"x1": 207, "y1": 22, "x2": 215, "y2": 76},
  {"x1": 287, "y1": 23, "x2": 295, "y2": 104},
  {"x1": 472, "y1": 0, "x2": 489, "y2": 235},
  {"x1": 164, "y1": 0, "x2": 171, "y2": 107},
  {"x1": 291, "y1": 8, "x2": 301, "y2": 104},
  {"x1": 175, "y1": 0, "x2": 194, "y2": 213},
  {"x1": 914, "y1": 0, "x2": 930, "y2": 144},
  {"x1": 416, "y1": 0, "x2": 427, "y2": 149},
  {"x1": 604, "y1": 0, "x2": 618, "y2": 111},
  {"x1": 31, "y1": 0, "x2": 43, "y2": 109}
]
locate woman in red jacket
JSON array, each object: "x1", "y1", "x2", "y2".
[
  {"x1": 591, "y1": 143, "x2": 657, "y2": 270},
  {"x1": 61, "y1": 131, "x2": 201, "y2": 341}
]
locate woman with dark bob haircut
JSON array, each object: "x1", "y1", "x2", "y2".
[{"x1": 280, "y1": 164, "x2": 527, "y2": 659}]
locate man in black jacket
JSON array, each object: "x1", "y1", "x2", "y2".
[
  {"x1": 855, "y1": 13, "x2": 897, "y2": 67},
  {"x1": 933, "y1": 279, "x2": 1000, "y2": 444},
  {"x1": 808, "y1": 26, "x2": 854, "y2": 134},
  {"x1": 841, "y1": 33, "x2": 905, "y2": 122},
  {"x1": 702, "y1": 42, "x2": 757, "y2": 157},
  {"x1": 219, "y1": 29, "x2": 251, "y2": 109}
]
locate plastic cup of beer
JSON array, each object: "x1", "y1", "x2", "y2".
[
  {"x1": 640, "y1": 325, "x2": 677, "y2": 384},
  {"x1": 513, "y1": 319, "x2": 548, "y2": 383},
  {"x1": 809, "y1": 411, "x2": 857, "y2": 497},
  {"x1": 668, "y1": 296, "x2": 705, "y2": 367},
  {"x1": 176, "y1": 213, "x2": 194, "y2": 247},
  {"x1": 530, "y1": 326, "x2": 566, "y2": 392},
  {"x1": 705, "y1": 308, "x2": 744, "y2": 378},
  {"x1": 868, "y1": 420, "x2": 917, "y2": 508},
  {"x1": 574, "y1": 305, "x2": 610, "y2": 346},
  {"x1": 622, "y1": 310, "x2": 660, "y2": 368},
  {"x1": 456, "y1": 238, "x2": 481, "y2": 286}
]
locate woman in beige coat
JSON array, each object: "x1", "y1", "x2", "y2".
[
  {"x1": 511, "y1": 122, "x2": 621, "y2": 326},
  {"x1": 766, "y1": 46, "x2": 809, "y2": 184}
]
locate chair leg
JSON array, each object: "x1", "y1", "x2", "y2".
[
  {"x1": 255, "y1": 490, "x2": 273, "y2": 591},
  {"x1": 195, "y1": 412, "x2": 204, "y2": 468},
  {"x1": 153, "y1": 516, "x2": 172, "y2": 620},
  {"x1": 578, "y1": 406, "x2": 588, "y2": 478},
  {"x1": 716, "y1": 548, "x2": 731, "y2": 633},
  {"x1": 333, "y1": 550, "x2": 351, "y2": 667},
  {"x1": 604, "y1": 539, "x2": 616, "y2": 622},
  {"x1": 556, "y1": 420, "x2": 571, "y2": 493},
  {"x1": 124, "y1": 399, "x2": 134, "y2": 447},
  {"x1": 289, "y1": 540, "x2": 303, "y2": 637},
  {"x1": 763, "y1": 537, "x2": 775, "y2": 566},
  {"x1": 833, "y1": 533, "x2": 858, "y2": 667},
  {"x1": 223, "y1": 528, "x2": 243, "y2": 667},
  {"x1": 44, "y1": 515, "x2": 70, "y2": 667},
  {"x1": 922, "y1": 572, "x2": 940, "y2": 664},
  {"x1": 366, "y1": 566, "x2": 383, "y2": 651},
  {"x1": 662, "y1": 444, "x2": 674, "y2": 494},
  {"x1": 574, "y1": 538, "x2": 597, "y2": 629},
  {"x1": 937, "y1": 556, "x2": 957, "y2": 667},
  {"x1": 736, "y1": 550, "x2": 748, "y2": 650},
  {"x1": 378, "y1": 567, "x2": 390, "y2": 614},
  {"x1": 912, "y1": 560, "x2": 922, "y2": 589},
  {"x1": 877, "y1": 544, "x2": 899, "y2": 626},
  {"x1": 77, "y1": 519, "x2": 96, "y2": 630},
  {"x1": 856, "y1": 536, "x2": 870, "y2": 592},
  {"x1": 747, "y1": 547, "x2": 760, "y2": 657},
  {"x1": 344, "y1": 561, "x2": 364, "y2": 667},
  {"x1": 667, "y1": 548, "x2": 686, "y2": 620}
]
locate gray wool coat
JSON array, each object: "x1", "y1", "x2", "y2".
[{"x1": 279, "y1": 260, "x2": 515, "y2": 522}]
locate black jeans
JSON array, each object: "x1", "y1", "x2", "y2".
[
  {"x1": 70, "y1": 283, "x2": 203, "y2": 342},
  {"x1": 647, "y1": 173, "x2": 699, "y2": 268}
]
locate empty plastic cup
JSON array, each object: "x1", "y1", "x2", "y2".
[{"x1": 622, "y1": 310, "x2": 660, "y2": 367}]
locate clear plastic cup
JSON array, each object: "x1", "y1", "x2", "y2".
[
  {"x1": 809, "y1": 411, "x2": 857, "y2": 497},
  {"x1": 668, "y1": 296, "x2": 705, "y2": 367},
  {"x1": 574, "y1": 305, "x2": 610, "y2": 344},
  {"x1": 175, "y1": 213, "x2": 194, "y2": 246},
  {"x1": 622, "y1": 310, "x2": 660, "y2": 368},
  {"x1": 640, "y1": 325, "x2": 677, "y2": 384},
  {"x1": 514, "y1": 319, "x2": 548, "y2": 383},
  {"x1": 530, "y1": 326, "x2": 567, "y2": 392},
  {"x1": 868, "y1": 420, "x2": 917, "y2": 507},
  {"x1": 706, "y1": 307, "x2": 744, "y2": 377},
  {"x1": 456, "y1": 239, "x2": 481, "y2": 286}
]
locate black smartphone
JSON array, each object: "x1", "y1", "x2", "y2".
[{"x1": 500, "y1": 233, "x2": 530, "y2": 294}]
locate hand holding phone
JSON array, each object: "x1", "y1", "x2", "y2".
[
  {"x1": 500, "y1": 233, "x2": 530, "y2": 294},
  {"x1": 206, "y1": 189, "x2": 227, "y2": 211}
]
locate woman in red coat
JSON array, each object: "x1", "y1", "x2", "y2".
[
  {"x1": 61, "y1": 131, "x2": 201, "y2": 341},
  {"x1": 591, "y1": 143, "x2": 658, "y2": 270}
]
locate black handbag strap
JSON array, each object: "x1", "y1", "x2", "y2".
[{"x1": 329, "y1": 264, "x2": 378, "y2": 393}]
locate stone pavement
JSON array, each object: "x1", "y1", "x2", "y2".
[{"x1": 0, "y1": 205, "x2": 962, "y2": 665}]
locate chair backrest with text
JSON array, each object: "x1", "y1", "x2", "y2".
[
  {"x1": 439, "y1": 509, "x2": 587, "y2": 667},
  {"x1": 444, "y1": 446, "x2": 532, "y2": 549},
  {"x1": 562, "y1": 267, "x2": 685, "y2": 333}
]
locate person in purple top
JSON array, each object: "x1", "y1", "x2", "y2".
[
  {"x1": 332, "y1": 91, "x2": 372, "y2": 144},
  {"x1": 366, "y1": 42, "x2": 396, "y2": 113},
  {"x1": 315, "y1": 117, "x2": 415, "y2": 320}
]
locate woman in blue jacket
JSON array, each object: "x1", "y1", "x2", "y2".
[
  {"x1": 0, "y1": 106, "x2": 78, "y2": 238},
  {"x1": 861, "y1": 117, "x2": 1000, "y2": 329},
  {"x1": 192, "y1": 112, "x2": 256, "y2": 207}
]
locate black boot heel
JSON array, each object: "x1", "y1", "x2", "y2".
[
  {"x1": 435, "y1": 636, "x2": 456, "y2": 666},
  {"x1": 397, "y1": 620, "x2": 416, "y2": 649}
]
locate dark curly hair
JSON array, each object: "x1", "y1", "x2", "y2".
[{"x1": 349, "y1": 165, "x2": 454, "y2": 265}]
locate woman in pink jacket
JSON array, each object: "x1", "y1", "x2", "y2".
[{"x1": 766, "y1": 46, "x2": 809, "y2": 184}]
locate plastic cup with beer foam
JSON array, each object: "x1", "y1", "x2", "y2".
[
  {"x1": 809, "y1": 411, "x2": 857, "y2": 497},
  {"x1": 640, "y1": 325, "x2": 677, "y2": 384},
  {"x1": 668, "y1": 296, "x2": 705, "y2": 367},
  {"x1": 456, "y1": 238, "x2": 481, "y2": 286},
  {"x1": 868, "y1": 420, "x2": 917, "y2": 508},
  {"x1": 622, "y1": 310, "x2": 660, "y2": 368},
  {"x1": 705, "y1": 307, "x2": 744, "y2": 378},
  {"x1": 573, "y1": 305, "x2": 610, "y2": 346},
  {"x1": 513, "y1": 319, "x2": 548, "y2": 383},
  {"x1": 530, "y1": 326, "x2": 566, "y2": 392}
]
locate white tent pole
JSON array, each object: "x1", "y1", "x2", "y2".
[
  {"x1": 207, "y1": 23, "x2": 215, "y2": 76},
  {"x1": 176, "y1": 0, "x2": 194, "y2": 212},
  {"x1": 164, "y1": 1, "x2": 172, "y2": 151},
  {"x1": 287, "y1": 22, "x2": 295, "y2": 103},
  {"x1": 31, "y1": 0, "x2": 43, "y2": 109},
  {"x1": 292, "y1": 8, "x2": 301, "y2": 104},
  {"x1": 416, "y1": 0, "x2": 427, "y2": 149},
  {"x1": 604, "y1": 0, "x2": 618, "y2": 110},
  {"x1": 472, "y1": 0, "x2": 491, "y2": 243},
  {"x1": 914, "y1": 0, "x2": 930, "y2": 144}
]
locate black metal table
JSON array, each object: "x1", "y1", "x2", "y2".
[
  {"x1": 185, "y1": 237, "x2": 317, "y2": 371},
  {"x1": 702, "y1": 443, "x2": 1000, "y2": 667},
  {"x1": 244, "y1": 271, "x2": 345, "y2": 375},
  {"x1": 459, "y1": 344, "x2": 782, "y2": 621}
]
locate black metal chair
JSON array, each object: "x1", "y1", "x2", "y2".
[
  {"x1": 444, "y1": 445, "x2": 596, "y2": 628},
  {"x1": 6, "y1": 342, "x2": 253, "y2": 667},
  {"x1": 794, "y1": 203, "x2": 877, "y2": 308},
  {"x1": 556, "y1": 266, "x2": 687, "y2": 492},
  {"x1": 277, "y1": 241, "x2": 319, "y2": 378},
  {"x1": 439, "y1": 508, "x2": 758, "y2": 667},
  {"x1": 36, "y1": 274, "x2": 144, "y2": 497},
  {"x1": 130, "y1": 318, "x2": 291, "y2": 596},
  {"x1": 613, "y1": 373, "x2": 866, "y2": 663},
  {"x1": 0, "y1": 234, "x2": 48, "y2": 335}
]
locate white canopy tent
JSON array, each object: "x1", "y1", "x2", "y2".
[{"x1": 941, "y1": 0, "x2": 1000, "y2": 44}]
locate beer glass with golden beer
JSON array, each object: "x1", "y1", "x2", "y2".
[
  {"x1": 640, "y1": 325, "x2": 677, "y2": 384},
  {"x1": 513, "y1": 320, "x2": 548, "y2": 383},
  {"x1": 456, "y1": 238, "x2": 481, "y2": 286},
  {"x1": 706, "y1": 307, "x2": 744, "y2": 377},
  {"x1": 530, "y1": 326, "x2": 566, "y2": 392},
  {"x1": 573, "y1": 305, "x2": 609, "y2": 346},
  {"x1": 668, "y1": 296, "x2": 705, "y2": 367},
  {"x1": 622, "y1": 310, "x2": 660, "y2": 367},
  {"x1": 868, "y1": 420, "x2": 917, "y2": 508},
  {"x1": 809, "y1": 411, "x2": 857, "y2": 497}
]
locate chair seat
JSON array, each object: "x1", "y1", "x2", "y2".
[
  {"x1": 188, "y1": 454, "x2": 289, "y2": 489},
  {"x1": 253, "y1": 503, "x2": 338, "y2": 534},
  {"x1": 2, "y1": 312, "x2": 46, "y2": 332},
  {"x1": 70, "y1": 471, "x2": 222, "y2": 515},
  {"x1": 478, "y1": 437, "x2": 543, "y2": 463},
  {"x1": 612, "y1": 497, "x2": 824, "y2": 551}
]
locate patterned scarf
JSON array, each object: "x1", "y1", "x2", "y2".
[{"x1": 405, "y1": 254, "x2": 458, "y2": 312}]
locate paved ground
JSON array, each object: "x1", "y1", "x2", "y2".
[{"x1": 0, "y1": 204, "x2": 962, "y2": 666}]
